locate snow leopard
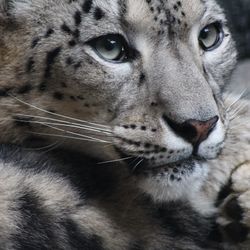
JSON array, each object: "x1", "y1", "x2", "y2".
[{"x1": 0, "y1": 0, "x2": 249, "y2": 249}]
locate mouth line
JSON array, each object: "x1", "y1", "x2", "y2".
[
  {"x1": 126, "y1": 155, "x2": 206, "y2": 175},
  {"x1": 142, "y1": 156, "x2": 204, "y2": 170},
  {"x1": 114, "y1": 147, "x2": 207, "y2": 174}
]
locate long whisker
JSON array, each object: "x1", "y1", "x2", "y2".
[
  {"x1": 9, "y1": 94, "x2": 110, "y2": 128},
  {"x1": 128, "y1": 156, "x2": 141, "y2": 166},
  {"x1": 132, "y1": 158, "x2": 144, "y2": 173},
  {"x1": 15, "y1": 114, "x2": 112, "y2": 133},
  {"x1": 98, "y1": 156, "x2": 133, "y2": 165},
  {"x1": 23, "y1": 141, "x2": 61, "y2": 151},
  {"x1": 38, "y1": 123, "x2": 112, "y2": 143},
  {"x1": 226, "y1": 89, "x2": 248, "y2": 112},
  {"x1": 28, "y1": 131, "x2": 112, "y2": 144},
  {"x1": 13, "y1": 118, "x2": 113, "y2": 136},
  {"x1": 40, "y1": 141, "x2": 65, "y2": 154},
  {"x1": 229, "y1": 103, "x2": 248, "y2": 121}
]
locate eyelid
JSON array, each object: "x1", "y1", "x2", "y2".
[{"x1": 85, "y1": 33, "x2": 129, "y2": 45}]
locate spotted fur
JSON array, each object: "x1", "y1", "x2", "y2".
[{"x1": 0, "y1": 0, "x2": 248, "y2": 249}]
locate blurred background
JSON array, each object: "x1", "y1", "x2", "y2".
[{"x1": 218, "y1": 0, "x2": 250, "y2": 96}]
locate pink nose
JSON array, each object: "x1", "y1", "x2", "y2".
[
  {"x1": 185, "y1": 116, "x2": 219, "y2": 145},
  {"x1": 164, "y1": 115, "x2": 219, "y2": 147}
]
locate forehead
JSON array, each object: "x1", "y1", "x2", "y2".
[{"x1": 123, "y1": 0, "x2": 205, "y2": 30}]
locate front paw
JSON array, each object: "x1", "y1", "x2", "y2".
[{"x1": 217, "y1": 163, "x2": 250, "y2": 247}]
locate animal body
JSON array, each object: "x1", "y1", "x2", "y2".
[{"x1": 0, "y1": 0, "x2": 249, "y2": 249}]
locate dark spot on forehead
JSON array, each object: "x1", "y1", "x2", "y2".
[
  {"x1": 143, "y1": 0, "x2": 188, "y2": 37},
  {"x1": 82, "y1": 0, "x2": 93, "y2": 13},
  {"x1": 74, "y1": 10, "x2": 82, "y2": 26},
  {"x1": 94, "y1": 7, "x2": 105, "y2": 20},
  {"x1": 69, "y1": 40, "x2": 77, "y2": 47},
  {"x1": 177, "y1": 1, "x2": 182, "y2": 7},
  {"x1": 61, "y1": 23, "x2": 72, "y2": 35},
  {"x1": 44, "y1": 28, "x2": 54, "y2": 38}
]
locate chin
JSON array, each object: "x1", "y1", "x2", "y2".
[{"x1": 135, "y1": 159, "x2": 210, "y2": 203}]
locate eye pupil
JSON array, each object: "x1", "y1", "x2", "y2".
[
  {"x1": 104, "y1": 39, "x2": 117, "y2": 51},
  {"x1": 200, "y1": 28, "x2": 209, "y2": 40}
]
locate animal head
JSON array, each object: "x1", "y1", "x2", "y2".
[{"x1": 0, "y1": 0, "x2": 237, "y2": 200}]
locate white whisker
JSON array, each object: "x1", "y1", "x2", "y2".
[
  {"x1": 9, "y1": 94, "x2": 110, "y2": 128},
  {"x1": 132, "y1": 158, "x2": 144, "y2": 173},
  {"x1": 98, "y1": 156, "x2": 133, "y2": 165},
  {"x1": 40, "y1": 123, "x2": 112, "y2": 143},
  {"x1": 15, "y1": 114, "x2": 112, "y2": 133},
  {"x1": 23, "y1": 141, "x2": 61, "y2": 151},
  {"x1": 14, "y1": 118, "x2": 113, "y2": 136},
  {"x1": 28, "y1": 132, "x2": 112, "y2": 144},
  {"x1": 226, "y1": 89, "x2": 247, "y2": 112},
  {"x1": 229, "y1": 103, "x2": 248, "y2": 121}
]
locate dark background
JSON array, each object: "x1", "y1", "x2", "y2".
[{"x1": 218, "y1": 0, "x2": 250, "y2": 60}]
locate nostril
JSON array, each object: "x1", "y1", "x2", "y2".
[{"x1": 163, "y1": 115, "x2": 219, "y2": 147}]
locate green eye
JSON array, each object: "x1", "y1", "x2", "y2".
[
  {"x1": 199, "y1": 22, "x2": 224, "y2": 51},
  {"x1": 89, "y1": 34, "x2": 129, "y2": 62}
]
